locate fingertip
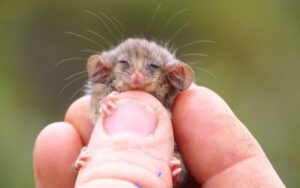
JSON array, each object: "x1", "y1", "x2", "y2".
[
  {"x1": 65, "y1": 95, "x2": 91, "y2": 122},
  {"x1": 65, "y1": 95, "x2": 94, "y2": 144},
  {"x1": 173, "y1": 86, "x2": 233, "y2": 121},
  {"x1": 33, "y1": 122, "x2": 82, "y2": 188},
  {"x1": 172, "y1": 86, "x2": 264, "y2": 182},
  {"x1": 76, "y1": 91, "x2": 174, "y2": 188},
  {"x1": 203, "y1": 154, "x2": 286, "y2": 188},
  {"x1": 172, "y1": 86, "x2": 237, "y2": 149},
  {"x1": 172, "y1": 86, "x2": 235, "y2": 147},
  {"x1": 92, "y1": 91, "x2": 172, "y2": 141},
  {"x1": 103, "y1": 101, "x2": 158, "y2": 137}
]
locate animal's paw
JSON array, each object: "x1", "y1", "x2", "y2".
[
  {"x1": 99, "y1": 91, "x2": 119, "y2": 117},
  {"x1": 73, "y1": 147, "x2": 90, "y2": 171},
  {"x1": 169, "y1": 156, "x2": 183, "y2": 185}
]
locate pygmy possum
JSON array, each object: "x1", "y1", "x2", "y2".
[{"x1": 74, "y1": 38, "x2": 195, "y2": 187}]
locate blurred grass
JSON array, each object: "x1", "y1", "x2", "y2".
[{"x1": 0, "y1": 0, "x2": 299, "y2": 187}]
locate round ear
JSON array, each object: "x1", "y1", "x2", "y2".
[
  {"x1": 87, "y1": 55, "x2": 112, "y2": 83},
  {"x1": 165, "y1": 62, "x2": 194, "y2": 91}
]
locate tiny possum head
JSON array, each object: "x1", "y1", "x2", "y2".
[{"x1": 87, "y1": 38, "x2": 194, "y2": 105}]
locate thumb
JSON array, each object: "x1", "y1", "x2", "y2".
[{"x1": 75, "y1": 91, "x2": 174, "y2": 188}]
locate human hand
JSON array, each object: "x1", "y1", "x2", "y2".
[
  {"x1": 34, "y1": 91, "x2": 175, "y2": 188},
  {"x1": 172, "y1": 85, "x2": 285, "y2": 187},
  {"x1": 33, "y1": 86, "x2": 285, "y2": 187}
]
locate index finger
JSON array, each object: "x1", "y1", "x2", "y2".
[
  {"x1": 172, "y1": 86, "x2": 285, "y2": 187},
  {"x1": 65, "y1": 95, "x2": 94, "y2": 145}
]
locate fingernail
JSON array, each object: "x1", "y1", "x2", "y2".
[{"x1": 104, "y1": 100, "x2": 157, "y2": 137}]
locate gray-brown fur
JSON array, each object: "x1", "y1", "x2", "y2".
[{"x1": 86, "y1": 38, "x2": 194, "y2": 187}]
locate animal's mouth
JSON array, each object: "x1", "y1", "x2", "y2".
[{"x1": 129, "y1": 84, "x2": 145, "y2": 90}]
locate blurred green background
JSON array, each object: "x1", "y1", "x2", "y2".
[{"x1": 0, "y1": 0, "x2": 299, "y2": 187}]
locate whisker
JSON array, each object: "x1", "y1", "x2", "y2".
[
  {"x1": 145, "y1": 71, "x2": 160, "y2": 79},
  {"x1": 84, "y1": 10, "x2": 119, "y2": 42},
  {"x1": 187, "y1": 61, "x2": 205, "y2": 65},
  {"x1": 192, "y1": 66, "x2": 218, "y2": 82},
  {"x1": 64, "y1": 70, "x2": 87, "y2": 81},
  {"x1": 99, "y1": 12, "x2": 124, "y2": 39},
  {"x1": 64, "y1": 31, "x2": 104, "y2": 48},
  {"x1": 147, "y1": 3, "x2": 162, "y2": 32},
  {"x1": 56, "y1": 57, "x2": 87, "y2": 66},
  {"x1": 177, "y1": 40, "x2": 216, "y2": 50},
  {"x1": 167, "y1": 23, "x2": 190, "y2": 44},
  {"x1": 81, "y1": 48, "x2": 99, "y2": 54},
  {"x1": 178, "y1": 53, "x2": 208, "y2": 58},
  {"x1": 111, "y1": 16, "x2": 126, "y2": 35},
  {"x1": 159, "y1": 8, "x2": 190, "y2": 36},
  {"x1": 69, "y1": 85, "x2": 87, "y2": 102},
  {"x1": 194, "y1": 76, "x2": 199, "y2": 82},
  {"x1": 86, "y1": 29, "x2": 114, "y2": 47},
  {"x1": 59, "y1": 74, "x2": 87, "y2": 96}
]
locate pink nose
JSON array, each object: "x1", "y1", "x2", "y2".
[{"x1": 131, "y1": 72, "x2": 144, "y2": 84}]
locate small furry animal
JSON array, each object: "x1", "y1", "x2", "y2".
[
  {"x1": 87, "y1": 38, "x2": 194, "y2": 120},
  {"x1": 79, "y1": 38, "x2": 194, "y2": 187}
]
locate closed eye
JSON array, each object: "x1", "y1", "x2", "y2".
[
  {"x1": 118, "y1": 60, "x2": 129, "y2": 65},
  {"x1": 150, "y1": 63, "x2": 160, "y2": 69}
]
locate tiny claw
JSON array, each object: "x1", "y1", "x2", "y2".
[
  {"x1": 99, "y1": 91, "x2": 119, "y2": 117},
  {"x1": 77, "y1": 152, "x2": 90, "y2": 160},
  {"x1": 102, "y1": 105, "x2": 111, "y2": 115},
  {"x1": 169, "y1": 160, "x2": 181, "y2": 167},
  {"x1": 172, "y1": 168, "x2": 182, "y2": 184},
  {"x1": 172, "y1": 168, "x2": 182, "y2": 176},
  {"x1": 108, "y1": 101, "x2": 117, "y2": 109},
  {"x1": 80, "y1": 146, "x2": 89, "y2": 153},
  {"x1": 73, "y1": 160, "x2": 87, "y2": 171},
  {"x1": 169, "y1": 157, "x2": 181, "y2": 169},
  {"x1": 172, "y1": 170, "x2": 181, "y2": 184},
  {"x1": 99, "y1": 104, "x2": 113, "y2": 117},
  {"x1": 73, "y1": 147, "x2": 90, "y2": 171},
  {"x1": 105, "y1": 91, "x2": 119, "y2": 101},
  {"x1": 169, "y1": 156, "x2": 183, "y2": 185}
]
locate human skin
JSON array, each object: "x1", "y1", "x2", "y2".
[{"x1": 33, "y1": 86, "x2": 286, "y2": 187}]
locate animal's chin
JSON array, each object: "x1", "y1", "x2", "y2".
[{"x1": 129, "y1": 84, "x2": 145, "y2": 90}]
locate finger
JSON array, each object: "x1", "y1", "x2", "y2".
[
  {"x1": 65, "y1": 95, "x2": 94, "y2": 145},
  {"x1": 33, "y1": 122, "x2": 82, "y2": 188},
  {"x1": 75, "y1": 91, "x2": 175, "y2": 188},
  {"x1": 172, "y1": 86, "x2": 285, "y2": 187}
]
